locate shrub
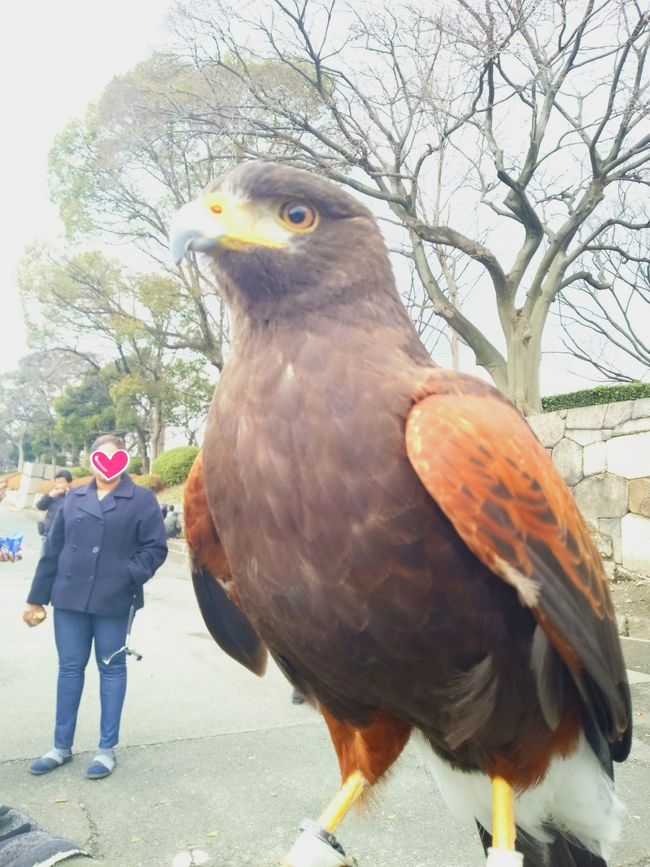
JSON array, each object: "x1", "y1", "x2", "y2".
[
  {"x1": 128, "y1": 455, "x2": 143, "y2": 475},
  {"x1": 542, "y1": 382, "x2": 650, "y2": 413},
  {"x1": 4, "y1": 472, "x2": 22, "y2": 491},
  {"x1": 132, "y1": 473, "x2": 165, "y2": 492},
  {"x1": 69, "y1": 466, "x2": 91, "y2": 478},
  {"x1": 151, "y1": 446, "x2": 200, "y2": 486}
]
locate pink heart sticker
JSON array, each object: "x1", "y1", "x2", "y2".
[{"x1": 90, "y1": 449, "x2": 130, "y2": 481}]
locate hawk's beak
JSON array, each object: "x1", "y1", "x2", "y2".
[
  {"x1": 169, "y1": 192, "x2": 284, "y2": 264},
  {"x1": 169, "y1": 198, "x2": 225, "y2": 264}
]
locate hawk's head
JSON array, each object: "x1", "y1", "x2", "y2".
[{"x1": 169, "y1": 161, "x2": 396, "y2": 320}]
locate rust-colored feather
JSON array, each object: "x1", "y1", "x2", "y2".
[
  {"x1": 320, "y1": 705, "x2": 411, "y2": 785},
  {"x1": 184, "y1": 451, "x2": 231, "y2": 583},
  {"x1": 406, "y1": 369, "x2": 630, "y2": 755}
]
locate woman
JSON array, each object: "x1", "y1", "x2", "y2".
[{"x1": 23, "y1": 435, "x2": 167, "y2": 779}]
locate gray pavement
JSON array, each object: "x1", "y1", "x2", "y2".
[{"x1": 1, "y1": 505, "x2": 649, "y2": 867}]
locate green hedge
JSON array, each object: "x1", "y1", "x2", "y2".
[
  {"x1": 132, "y1": 473, "x2": 165, "y2": 492},
  {"x1": 151, "y1": 446, "x2": 200, "y2": 486},
  {"x1": 69, "y1": 465, "x2": 91, "y2": 479},
  {"x1": 128, "y1": 455, "x2": 143, "y2": 475},
  {"x1": 542, "y1": 382, "x2": 650, "y2": 413}
]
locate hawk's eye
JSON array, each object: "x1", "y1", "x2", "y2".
[{"x1": 279, "y1": 202, "x2": 317, "y2": 231}]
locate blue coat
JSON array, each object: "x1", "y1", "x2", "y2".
[{"x1": 27, "y1": 475, "x2": 168, "y2": 615}]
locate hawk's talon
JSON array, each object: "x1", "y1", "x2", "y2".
[
  {"x1": 486, "y1": 848, "x2": 524, "y2": 866},
  {"x1": 281, "y1": 823, "x2": 358, "y2": 867}
]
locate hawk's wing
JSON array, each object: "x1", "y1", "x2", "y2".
[
  {"x1": 405, "y1": 370, "x2": 631, "y2": 760},
  {"x1": 184, "y1": 452, "x2": 267, "y2": 676}
]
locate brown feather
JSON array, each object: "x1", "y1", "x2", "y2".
[{"x1": 184, "y1": 452, "x2": 268, "y2": 676}]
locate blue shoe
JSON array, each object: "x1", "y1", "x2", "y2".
[
  {"x1": 86, "y1": 749, "x2": 115, "y2": 779},
  {"x1": 30, "y1": 750, "x2": 72, "y2": 775}
]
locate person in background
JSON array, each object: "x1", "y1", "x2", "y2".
[
  {"x1": 0, "y1": 479, "x2": 23, "y2": 561},
  {"x1": 36, "y1": 471, "x2": 73, "y2": 539},
  {"x1": 163, "y1": 504, "x2": 181, "y2": 539},
  {"x1": 160, "y1": 503, "x2": 169, "y2": 519},
  {"x1": 22, "y1": 434, "x2": 167, "y2": 780}
]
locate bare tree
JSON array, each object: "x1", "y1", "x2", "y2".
[
  {"x1": 48, "y1": 54, "x2": 231, "y2": 369},
  {"x1": 165, "y1": 0, "x2": 650, "y2": 412},
  {"x1": 0, "y1": 351, "x2": 91, "y2": 470},
  {"x1": 557, "y1": 232, "x2": 650, "y2": 381}
]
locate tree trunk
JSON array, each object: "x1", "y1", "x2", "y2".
[
  {"x1": 150, "y1": 399, "x2": 165, "y2": 460},
  {"x1": 135, "y1": 428, "x2": 150, "y2": 474},
  {"x1": 156, "y1": 422, "x2": 165, "y2": 457},
  {"x1": 506, "y1": 316, "x2": 543, "y2": 416}
]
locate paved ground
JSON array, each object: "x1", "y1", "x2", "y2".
[{"x1": 1, "y1": 506, "x2": 649, "y2": 867}]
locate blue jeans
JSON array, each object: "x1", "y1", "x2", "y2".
[{"x1": 53, "y1": 608, "x2": 130, "y2": 750}]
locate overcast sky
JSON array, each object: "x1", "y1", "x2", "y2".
[{"x1": 0, "y1": 0, "x2": 172, "y2": 373}]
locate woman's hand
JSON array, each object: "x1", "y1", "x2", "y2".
[{"x1": 23, "y1": 604, "x2": 46, "y2": 627}]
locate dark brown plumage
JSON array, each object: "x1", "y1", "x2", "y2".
[{"x1": 173, "y1": 161, "x2": 631, "y2": 866}]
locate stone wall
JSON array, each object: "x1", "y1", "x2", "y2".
[
  {"x1": 14, "y1": 462, "x2": 60, "y2": 510},
  {"x1": 528, "y1": 398, "x2": 650, "y2": 577}
]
